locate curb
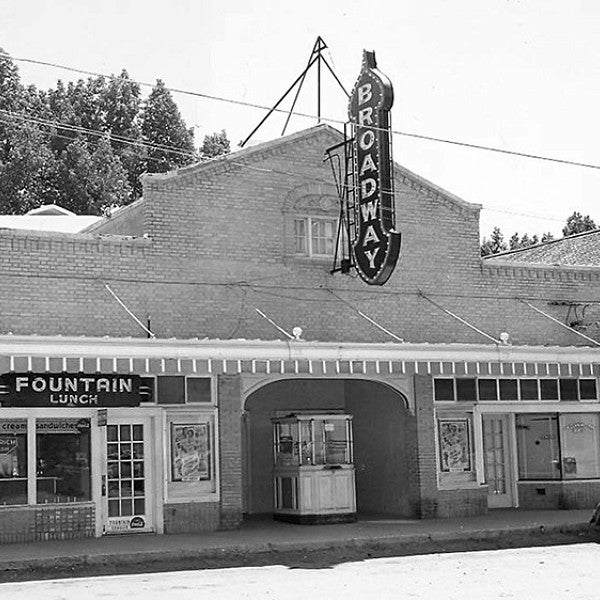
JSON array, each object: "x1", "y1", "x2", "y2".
[{"x1": 0, "y1": 521, "x2": 593, "y2": 577}]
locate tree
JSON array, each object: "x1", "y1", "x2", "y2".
[
  {"x1": 0, "y1": 121, "x2": 60, "y2": 213},
  {"x1": 200, "y1": 129, "x2": 230, "y2": 159},
  {"x1": 562, "y1": 211, "x2": 596, "y2": 237},
  {"x1": 100, "y1": 70, "x2": 145, "y2": 197},
  {"x1": 480, "y1": 227, "x2": 507, "y2": 256},
  {"x1": 57, "y1": 137, "x2": 130, "y2": 214},
  {"x1": 140, "y1": 79, "x2": 195, "y2": 173}
]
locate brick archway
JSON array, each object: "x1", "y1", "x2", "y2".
[{"x1": 242, "y1": 378, "x2": 414, "y2": 518}]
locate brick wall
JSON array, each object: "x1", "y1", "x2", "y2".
[
  {"x1": 217, "y1": 374, "x2": 243, "y2": 529},
  {"x1": 1, "y1": 126, "x2": 597, "y2": 347},
  {"x1": 163, "y1": 502, "x2": 220, "y2": 534},
  {"x1": 518, "y1": 480, "x2": 600, "y2": 510},
  {"x1": 0, "y1": 504, "x2": 95, "y2": 544},
  {"x1": 410, "y1": 375, "x2": 439, "y2": 518},
  {"x1": 437, "y1": 487, "x2": 488, "y2": 518}
]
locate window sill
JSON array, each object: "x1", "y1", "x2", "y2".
[{"x1": 438, "y1": 481, "x2": 487, "y2": 491}]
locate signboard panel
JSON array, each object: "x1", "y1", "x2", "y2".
[
  {"x1": 0, "y1": 373, "x2": 141, "y2": 408},
  {"x1": 348, "y1": 50, "x2": 401, "y2": 285}
]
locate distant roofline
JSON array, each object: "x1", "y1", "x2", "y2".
[{"x1": 483, "y1": 228, "x2": 600, "y2": 261}]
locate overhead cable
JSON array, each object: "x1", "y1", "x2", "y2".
[{"x1": 4, "y1": 52, "x2": 600, "y2": 171}]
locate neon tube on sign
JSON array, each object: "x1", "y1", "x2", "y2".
[{"x1": 348, "y1": 50, "x2": 401, "y2": 285}]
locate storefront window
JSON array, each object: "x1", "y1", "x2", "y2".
[
  {"x1": 0, "y1": 420, "x2": 27, "y2": 505},
  {"x1": 36, "y1": 419, "x2": 91, "y2": 503},
  {"x1": 559, "y1": 414, "x2": 600, "y2": 478}
]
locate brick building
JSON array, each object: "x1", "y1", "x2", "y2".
[{"x1": 0, "y1": 124, "x2": 599, "y2": 543}]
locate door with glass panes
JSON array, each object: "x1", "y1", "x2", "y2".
[
  {"x1": 482, "y1": 414, "x2": 514, "y2": 508},
  {"x1": 103, "y1": 417, "x2": 154, "y2": 534}
]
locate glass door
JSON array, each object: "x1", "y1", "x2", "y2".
[
  {"x1": 103, "y1": 417, "x2": 154, "y2": 534},
  {"x1": 482, "y1": 414, "x2": 514, "y2": 508}
]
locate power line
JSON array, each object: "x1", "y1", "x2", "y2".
[
  {"x1": 4, "y1": 52, "x2": 600, "y2": 172},
  {"x1": 0, "y1": 109, "x2": 580, "y2": 226}
]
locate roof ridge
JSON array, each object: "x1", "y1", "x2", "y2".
[
  {"x1": 142, "y1": 124, "x2": 341, "y2": 185},
  {"x1": 484, "y1": 227, "x2": 600, "y2": 260}
]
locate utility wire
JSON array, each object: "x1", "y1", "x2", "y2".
[
  {"x1": 4, "y1": 52, "x2": 600, "y2": 172},
  {"x1": 0, "y1": 109, "x2": 577, "y2": 226}
]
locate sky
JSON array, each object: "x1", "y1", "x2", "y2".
[{"x1": 3, "y1": 0, "x2": 600, "y2": 240}]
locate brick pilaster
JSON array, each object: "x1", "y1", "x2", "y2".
[{"x1": 217, "y1": 374, "x2": 243, "y2": 529}]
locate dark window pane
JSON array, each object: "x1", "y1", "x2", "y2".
[
  {"x1": 456, "y1": 378, "x2": 477, "y2": 402},
  {"x1": 108, "y1": 499, "x2": 119, "y2": 517},
  {"x1": 36, "y1": 421, "x2": 91, "y2": 504},
  {"x1": 140, "y1": 377, "x2": 155, "y2": 403},
  {"x1": 134, "y1": 498, "x2": 145, "y2": 514},
  {"x1": 579, "y1": 379, "x2": 597, "y2": 400},
  {"x1": 157, "y1": 376, "x2": 185, "y2": 404},
  {"x1": 434, "y1": 379, "x2": 454, "y2": 402},
  {"x1": 133, "y1": 479, "x2": 144, "y2": 496},
  {"x1": 107, "y1": 425, "x2": 118, "y2": 442},
  {"x1": 121, "y1": 499, "x2": 132, "y2": 516},
  {"x1": 119, "y1": 425, "x2": 131, "y2": 441},
  {"x1": 540, "y1": 379, "x2": 559, "y2": 400},
  {"x1": 520, "y1": 379, "x2": 539, "y2": 400},
  {"x1": 132, "y1": 425, "x2": 143, "y2": 441},
  {"x1": 0, "y1": 423, "x2": 27, "y2": 505},
  {"x1": 478, "y1": 379, "x2": 498, "y2": 401},
  {"x1": 499, "y1": 379, "x2": 519, "y2": 400},
  {"x1": 187, "y1": 378, "x2": 212, "y2": 403},
  {"x1": 559, "y1": 379, "x2": 578, "y2": 401}
]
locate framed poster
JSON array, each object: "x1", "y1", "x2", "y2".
[
  {"x1": 438, "y1": 419, "x2": 471, "y2": 472},
  {"x1": 171, "y1": 423, "x2": 211, "y2": 482}
]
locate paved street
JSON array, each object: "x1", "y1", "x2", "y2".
[{"x1": 1, "y1": 543, "x2": 598, "y2": 600}]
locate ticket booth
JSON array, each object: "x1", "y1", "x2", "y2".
[{"x1": 271, "y1": 412, "x2": 356, "y2": 523}]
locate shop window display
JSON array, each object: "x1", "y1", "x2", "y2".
[
  {"x1": 0, "y1": 420, "x2": 27, "y2": 505},
  {"x1": 36, "y1": 419, "x2": 91, "y2": 503},
  {"x1": 517, "y1": 413, "x2": 600, "y2": 480}
]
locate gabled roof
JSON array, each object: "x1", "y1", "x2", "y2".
[
  {"x1": 484, "y1": 229, "x2": 600, "y2": 267},
  {"x1": 141, "y1": 123, "x2": 479, "y2": 215}
]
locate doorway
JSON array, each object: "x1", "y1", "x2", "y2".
[
  {"x1": 103, "y1": 417, "x2": 155, "y2": 534},
  {"x1": 482, "y1": 414, "x2": 515, "y2": 508}
]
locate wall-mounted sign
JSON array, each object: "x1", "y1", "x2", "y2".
[
  {"x1": 348, "y1": 50, "x2": 401, "y2": 285},
  {"x1": 0, "y1": 373, "x2": 141, "y2": 408}
]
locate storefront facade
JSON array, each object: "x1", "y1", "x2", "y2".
[{"x1": 1, "y1": 124, "x2": 600, "y2": 542}]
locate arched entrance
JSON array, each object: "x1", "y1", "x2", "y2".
[{"x1": 243, "y1": 378, "x2": 414, "y2": 518}]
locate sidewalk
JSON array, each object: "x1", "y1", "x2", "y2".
[{"x1": 0, "y1": 509, "x2": 594, "y2": 580}]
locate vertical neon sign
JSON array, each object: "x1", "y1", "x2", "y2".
[{"x1": 348, "y1": 50, "x2": 401, "y2": 285}]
